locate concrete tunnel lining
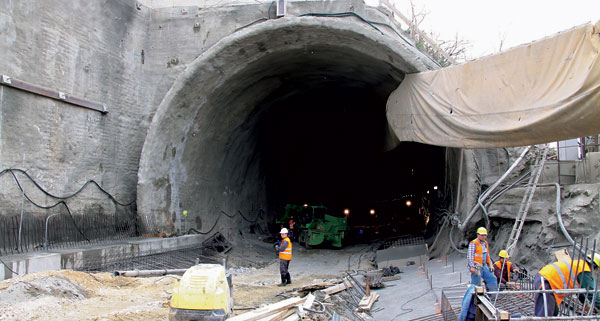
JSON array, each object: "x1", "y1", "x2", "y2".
[{"x1": 137, "y1": 16, "x2": 439, "y2": 235}]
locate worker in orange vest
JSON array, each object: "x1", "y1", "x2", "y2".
[
  {"x1": 534, "y1": 253, "x2": 600, "y2": 316},
  {"x1": 493, "y1": 250, "x2": 520, "y2": 285},
  {"x1": 466, "y1": 227, "x2": 498, "y2": 292},
  {"x1": 274, "y1": 228, "x2": 292, "y2": 286}
]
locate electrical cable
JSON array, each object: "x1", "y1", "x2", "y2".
[
  {"x1": 0, "y1": 256, "x2": 19, "y2": 275},
  {"x1": 390, "y1": 289, "x2": 433, "y2": 320},
  {"x1": 5, "y1": 169, "x2": 90, "y2": 242},
  {"x1": 0, "y1": 168, "x2": 135, "y2": 206},
  {"x1": 236, "y1": 209, "x2": 261, "y2": 223}
]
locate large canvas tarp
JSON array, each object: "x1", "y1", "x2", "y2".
[{"x1": 387, "y1": 21, "x2": 600, "y2": 148}]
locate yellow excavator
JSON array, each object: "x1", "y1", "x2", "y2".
[{"x1": 169, "y1": 263, "x2": 233, "y2": 321}]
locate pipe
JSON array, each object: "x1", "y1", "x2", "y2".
[
  {"x1": 113, "y1": 269, "x2": 188, "y2": 277},
  {"x1": 460, "y1": 146, "x2": 531, "y2": 231},
  {"x1": 44, "y1": 213, "x2": 65, "y2": 249},
  {"x1": 487, "y1": 288, "x2": 600, "y2": 295},
  {"x1": 455, "y1": 148, "x2": 464, "y2": 214},
  {"x1": 17, "y1": 189, "x2": 24, "y2": 251},
  {"x1": 509, "y1": 316, "x2": 600, "y2": 320}
]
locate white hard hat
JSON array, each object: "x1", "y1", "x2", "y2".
[{"x1": 280, "y1": 228, "x2": 288, "y2": 234}]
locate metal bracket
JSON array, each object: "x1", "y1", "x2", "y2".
[
  {"x1": 0, "y1": 74, "x2": 107, "y2": 114},
  {"x1": 1, "y1": 74, "x2": 11, "y2": 84}
]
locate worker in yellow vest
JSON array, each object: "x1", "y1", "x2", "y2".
[
  {"x1": 466, "y1": 227, "x2": 498, "y2": 292},
  {"x1": 274, "y1": 228, "x2": 292, "y2": 286},
  {"x1": 534, "y1": 253, "x2": 600, "y2": 316},
  {"x1": 493, "y1": 250, "x2": 520, "y2": 284}
]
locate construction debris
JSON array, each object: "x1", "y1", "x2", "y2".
[{"x1": 227, "y1": 269, "x2": 395, "y2": 321}]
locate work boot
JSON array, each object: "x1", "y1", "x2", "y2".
[
  {"x1": 286, "y1": 274, "x2": 291, "y2": 285},
  {"x1": 278, "y1": 275, "x2": 287, "y2": 286}
]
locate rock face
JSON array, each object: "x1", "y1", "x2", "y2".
[{"x1": 453, "y1": 147, "x2": 600, "y2": 272}]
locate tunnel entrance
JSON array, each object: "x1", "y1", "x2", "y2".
[
  {"x1": 137, "y1": 17, "x2": 442, "y2": 240},
  {"x1": 258, "y1": 85, "x2": 446, "y2": 240}
]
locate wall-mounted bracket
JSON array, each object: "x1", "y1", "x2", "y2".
[{"x1": 0, "y1": 74, "x2": 108, "y2": 114}]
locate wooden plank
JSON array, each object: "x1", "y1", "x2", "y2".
[
  {"x1": 281, "y1": 314, "x2": 299, "y2": 321},
  {"x1": 227, "y1": 297, "x2": 305, "y2": 321},
  {"x1": 295, "y1": 280, "x2": 339, "y2": 292},
  {"x1": 381, "y1": 275, "x2": 402, "y2": 282},
  {"x1": 321, "y1": 282, "x2": 349, "y2": 295},
  {"x1": 357, "y1": 293, "x2": 379, "y2": 312},
  {"x1": 554, "y1": 248, "x2": 571, "y2": 262},
  {"x1": 298, "y1": 293, "x2": 315, "y2": 318}
]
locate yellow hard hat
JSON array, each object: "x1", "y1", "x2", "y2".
[
  {"x1": 498, "y1": 250, "x2": 509, "y2": 258},
  {"x1": 476, "y1": 227, "x2": 488, "y2": 235},
  {"x1": 587, "y1": 253, "x2": 600, "y2": 268}
]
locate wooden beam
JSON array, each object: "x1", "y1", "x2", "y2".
[{"x1": 227, "y1": 297, "x2": 305, "y2": 321}]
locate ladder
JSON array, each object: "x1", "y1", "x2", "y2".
[{"x1": 506, "y1": 144, "x2": 549, "y2": 254}]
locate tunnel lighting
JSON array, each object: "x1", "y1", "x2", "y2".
[
  {"x1": 405, "y1": 200, "x2": 412, "y2": 207},
  {"x1": 433, "y1": 186, "x2": 438, "y2": 190},
  {"x1": 369, "y1": 209, "x2": 375, "y2": 215},
  {"x1": 303, "y1": 204, "x2": 308, "y2": 207},
  {"x1": 344, "y1": 208, "x2": 350, "y2": 215},
  {"x1": 426, "y1": 190, "x2": 430, "y2": 194}
]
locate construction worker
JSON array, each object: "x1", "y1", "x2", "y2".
[
  {"x1": 534, "y1": 252, "x2": 600, "y2": 316},
  {"x1": 274, "y1": 228, "x2": 292, "y2": 286},
  {"x1": 493, "y1": 250, "x2": 520, "y2": 284},
  {"x1": 288, "y1": 216, "x2": 295, "y2": 241},
  {"x1": 466, "y1": 227, "x2": 498, "y2": 292}
]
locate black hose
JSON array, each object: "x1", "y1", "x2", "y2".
[
  {"x1": 0, "y1": 168, "x2": 135, "y2": 206},
  {"x1": 5, "y1": 169, "x2": 90, "y2": 242},
  {"x1": 0, "y1": 256, "x2": 19, "y2": 275}
]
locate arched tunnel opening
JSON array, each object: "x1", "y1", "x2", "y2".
[
  {"x1": 257, "y1": 85, "x2": 446, "y2": 241},
  {"x1": 137, "y1": 17, "x2": 448, "y2": 246}
]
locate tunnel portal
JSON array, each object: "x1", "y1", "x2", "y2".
[{"x1": 137, "y1": 16, "x2": 444, "y2": 238}]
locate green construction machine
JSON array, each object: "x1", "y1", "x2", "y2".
[{"x1": 276, "y1": 204, "x2": 347, "y2": 248}]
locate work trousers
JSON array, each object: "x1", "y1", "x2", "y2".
[
  {"x1": 280, "y1": 259, "x2": 291, "y2": 283},
  {"x1": 534, "y1": 273, "x2": 559, "y2": 316},
  {"x1": 470, "y1": 266, "x2": 498, "y2": 292}
]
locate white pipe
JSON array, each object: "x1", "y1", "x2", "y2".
[{"x1": 460, "y1": 146, "x2": 531, "y2": 231}]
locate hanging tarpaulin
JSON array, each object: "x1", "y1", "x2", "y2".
[{"x1": 386, "y1": 21, "x2": 600, "y2": 148}]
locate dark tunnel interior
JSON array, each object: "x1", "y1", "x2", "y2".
[{"x1": 257, "y1": 83, "x2": 446, "y2": 240}]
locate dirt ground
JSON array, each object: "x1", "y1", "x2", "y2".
[{"x1": 0, "y1": 237, "x2": 377, "y2": 320}]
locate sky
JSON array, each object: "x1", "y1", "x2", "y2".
[{"x1": 366, "y1": 0, "x2": 600, "y2": 60}]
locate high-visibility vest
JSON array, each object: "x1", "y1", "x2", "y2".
[
  {"x1": 471, "y1": 238, "x2": 492, "y2": 266},
  {"x1": 494, "y1": 260, "x2": 513, "y2": 282},
  {"x1": 539, "y1": 260, "x2": 591, "y2": 306},
  {"x1": 279, "y1": 237, "x2": 292, "y2": 261}
]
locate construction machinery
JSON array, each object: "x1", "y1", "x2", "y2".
[
  {"x1": 169, "y1": 263, "x2": 232, "y2": 321},
  {"x1": 278, "y1": 204, "x2": 347, "y2": 248}
]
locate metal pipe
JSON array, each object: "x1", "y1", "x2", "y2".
[
  {"x1": 460, "y1": 146, "x2": 531, "y2": 231},
  {"x1": 487, "y1": 288, "x2": 599, "y2": 295},
  {"x1": 17, "y1": 189, "x2": 24, "y2": 251},
  {"x1": 508, "y1": 316, "x2": 600, "y2": 320},
  {"x1": 113, "y1": 269, "x2": 188, "y2": 277},
  {"x1": 44, "y1": 213, "x2": 64, "y2": 248},
  {"x1": 455, "y1": 148, "x2": 464, "y2": 214},
  {"x1": 541, "y1": 276, "x2": 549, "y2": 317}
]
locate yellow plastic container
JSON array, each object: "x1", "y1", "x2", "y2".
[{"x1": 169, "y1": 264, "x2": 232, "y2": 321}]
